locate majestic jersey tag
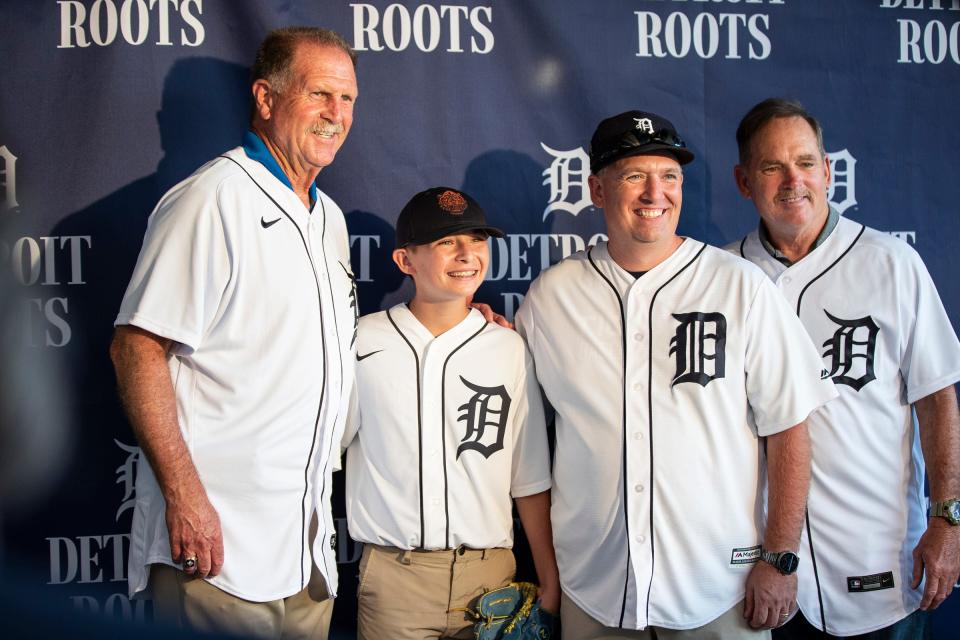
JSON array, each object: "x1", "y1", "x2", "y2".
[
  {"x1": 847, "y1": 571, "x2": 894, "y2": 592},
  {"x1": 730, "y1": 545, "x2": 761, "y2": 565}
]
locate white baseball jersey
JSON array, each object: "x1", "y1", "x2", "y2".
[
  {"x1": 116, "y1": 145, "x2": 357, "y2": 602},
  {"x1": 342, "y1": 305, "x2": 551, "y2": 550},
  {"x1": 732, "y1": 216, "x2": 960, "y2": 635},
  {"x1": 515, "y1": 239, "x2": 836, "y2": 631}
]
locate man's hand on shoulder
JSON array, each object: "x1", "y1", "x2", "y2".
[
  {"x1": 467, "y1": 295, "x2": 514, "y2": 330},
  {"x1": 912, "y1": 516, "x2": 960, "y2": 610},
  {"x1": 165, "y1": 479, "x2": 225, "y2": 579},
  {"x1": 744, "y1": 560, "x2": 797, "y2": 629}
]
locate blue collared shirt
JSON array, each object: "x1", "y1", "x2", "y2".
[{"x1": 242, "y1": 130, "x2": 319, "y2": 207}]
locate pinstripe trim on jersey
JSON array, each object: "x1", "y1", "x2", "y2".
[
  {"x1": 221, "y1": 155, "x2": 335, "y2": 590},
  {"x1": 645, "y1": 243, "x2": 706, "y2": 626},
  {"x1": 587, "y1": 245, "x2": 630, "y2": 627},
  {"x1": 317, "y1": 195, "x2": 348, "y2": 582},
  {"x1": 793, "y1": 222, "x2": 866, "y2": 632},
  {"x1": 795, "y1": 224, "x2": 866, "y2": 314},
  {"x1": 441, "y1": 321, "x2": 491, "y2": 548},
  {"x1": 387, "y1": 305, "x2": 425, "y2": 548},
  {"x1": 587, "y1": 241, "x2": 708, "y2": 628}
]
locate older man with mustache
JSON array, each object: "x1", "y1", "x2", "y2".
[{"x1": 110, "y1": 27, "x2": 359, "y2": 639}]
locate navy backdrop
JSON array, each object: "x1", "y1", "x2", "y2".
[{"x1": 1, "y1": 0, "x2": 958, "y2": 635}]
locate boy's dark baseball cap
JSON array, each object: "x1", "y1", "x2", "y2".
[
  {"x1": 395, "y1": 187, "x2": 504, "y2": 247},
  {"x1": 589, "y1": 110, "x2": 695, "y2": 173}
]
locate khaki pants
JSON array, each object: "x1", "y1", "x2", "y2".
[
  {"x1": 357, "y1": 544, "x2": 516, "y2": 640},
  {"x1": 149, "y1": 563, "x2": 333, "y2": 639},
  {"x1": 561, "y1": 592, "x2": 770, "y2": 640}
]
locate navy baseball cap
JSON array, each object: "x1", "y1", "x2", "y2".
[
  {"x1": 589, "y1": 110, "x2": 695, "y2": 173},
  {"x1": 395, "y1": 187, "x2": 504, "y2": 248}
]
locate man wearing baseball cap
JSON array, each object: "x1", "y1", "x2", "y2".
[
  {"x1": 342, "y1": 187, "x2": 560, "y2": 639},
  {"x1": 515, "y1": 111, "x2": 837, "y2": 638}
]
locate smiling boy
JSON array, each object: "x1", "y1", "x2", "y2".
[{"x1": 341, "y1": 187, "x2": 559, "y2": 639}]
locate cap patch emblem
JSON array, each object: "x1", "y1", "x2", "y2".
[
  {"x1": 437, "y1": 190, "x2": 468, "y2": 214},
  {"x1": 634, "y1": 117, "x2": 654, "y2": 134}
]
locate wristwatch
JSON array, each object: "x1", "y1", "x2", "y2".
[
  {"x1": 761, "y1": 548, "x2": 800, "y2": 575},
  {"x1": 930, "y1": 499, "x2": 960, "y2": 525}
]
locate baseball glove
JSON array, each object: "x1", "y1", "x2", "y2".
[{"x1": 470, "y1": 581, "x2": 557, "y2": 640}]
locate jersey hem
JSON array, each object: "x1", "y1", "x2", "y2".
[
  {"x1": 561, "y1": 585, "x2": 746, "y2": 631},
  {"x1": 134, "y1": 557, "x2": 318, "y2": 603},
  {"x1": 798, "y1": 603, "x2": 917, "y2": 636},
  {"x1": 645, "y1": 593, "x2": 747, "y2": 631}
]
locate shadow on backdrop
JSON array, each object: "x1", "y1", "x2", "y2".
[
  {"x1": 460, "y1": 149, "x2": 551, "y2": 319},
  {"x1": 345, "y1": 209, "x2": 405, "y2": 315},
  {"x1": 2, "y1": 56, "x2": 250, "y2": 623}
]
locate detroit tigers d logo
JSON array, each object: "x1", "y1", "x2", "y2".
[
  {"x1": 669, "y1": 312, "x2": 727, "y2": 387},
  {"x1": 456, "y1": 376, "x2": 511, "y2": 459},
  {"x1": 821, "y1": 310, "x2": 879, "y2": 391}
]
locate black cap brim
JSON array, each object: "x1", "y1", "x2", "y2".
[
  {"x1": 592, "y1": 143, "x2": 695, "y2": 173},
  {"x1": 402, "y1": 223, "x2": 504, "y2": 247}
]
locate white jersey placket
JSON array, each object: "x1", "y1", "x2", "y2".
[
  {"x1": 305, "y1": 197, "x2": 348, "y2": 590},
  {"x1": 624, "y1": 279, "x2": 655, "y2": 630},
  {"x1": 420, "y1": 336, "x2": 450, "y2": 549}
]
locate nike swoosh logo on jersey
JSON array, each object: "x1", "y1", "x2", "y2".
[
  {"x1": 261, "y1": 216, "x2": 282, "y2": 228},
  {"x1": 356, "y1": 350, "x2": 383, "y2": 362}
]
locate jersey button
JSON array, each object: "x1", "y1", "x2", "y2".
[
  {"x1": 634, "y1": 484, "x2": 644, "y2": 492},
  {"x1": 782, "y1": 276, "x2": 792, "y2": 285},
  {"x1": 636, "y1": 534, "x2": 646, "y2": 544},
  {"x1": 633, "y1": 382, "x2": 642, "y2": 391},
  {"x1": 634, "y1": 332, "x2": 644, "y2": 342},
  {"x1": 634, "y1": 432, "x2": 643, "y2": 440}
]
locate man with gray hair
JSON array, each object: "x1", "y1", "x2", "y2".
[
  {"x1": 730, "y1": 97, "x2": 960, "y2": 638},
  {"x1": 110, "y1": 27, "x2": 359, "y2": 638}
]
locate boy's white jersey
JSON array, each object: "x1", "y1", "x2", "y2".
[{"x1": 343, "y1": 305, "x2": 551, "y2": 551}]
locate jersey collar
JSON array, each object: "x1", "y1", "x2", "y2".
[
  {"x1": 758, "y1": 206, "x2": 839, "y2": 267},
  {"x1": 242, "y1": 130, "x2": 319, "y2": 206}
]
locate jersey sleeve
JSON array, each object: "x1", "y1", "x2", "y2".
[
  {"x1": 744, "y1": 277, "x2": 838, "y2": 436},
  {"x1": 509, "y1": 349, "x2": 552, "y2": 498},
  {"x1": 897, "y1": 249, "x2": 960, "y2": 404},
  {"x1": 114, "y1": 178, "x2": 232, "y2": 352},
  {"x1": 514, "y1": 291, "x2": 536, "y2": 354},
  {"x1": 335, "y1": 381, "x2": 360, "y2": 472}
]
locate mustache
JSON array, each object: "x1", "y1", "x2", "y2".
[
  {"x1": 777, "y1": 189, "x2": 809, "y2": 200},
  {"x1": 312, "y1": 122, "x2": 345, "y2": 135}
]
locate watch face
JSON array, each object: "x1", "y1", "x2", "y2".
[
  {"x1": 778, "y1": 552, "x2": 800, "y2": 574},
  {"x1": 947, "y1": 502, "x2": 960, "y2": 523}
]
